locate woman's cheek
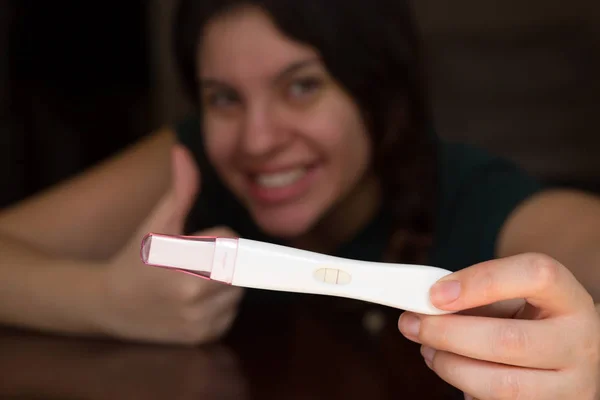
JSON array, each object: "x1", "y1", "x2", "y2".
[{"x1": 204, "y1": 124, "x2": 238, "y2": 166}]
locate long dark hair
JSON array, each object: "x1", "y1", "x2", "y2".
[{"x1": 172, "y1": 0, "x2": 438, "y2": 264}]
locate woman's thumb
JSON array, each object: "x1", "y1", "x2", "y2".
[
  {"x1": 133, "y1": 144, "x2": 201, "y2": 238},
  {"x1": 168, "y1": 144, "x2": 200, "y2": 229}
]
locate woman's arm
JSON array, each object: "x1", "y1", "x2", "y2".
[
  {"x1": 0, "y1": 128, "x2": 174, "y2": 335},
  {"x1": 0, "y1": 131, "x2": 244, "y2": 343},
  {"x1": 497, "y1": 188, "x2": 600, "y2": 301},
  {"x1": 0, "y1": 236, "x2": 108, "y2": 335},
  {"x1": 0, "y1": 128, "x2": 175, "y2": 260}
]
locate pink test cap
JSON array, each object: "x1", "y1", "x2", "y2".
[{"x1": 140, "y1": 233, "x2": 238, "y2": 284}]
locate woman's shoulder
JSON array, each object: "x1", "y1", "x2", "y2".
[
  {"x1": 431, "y1": 140, "x2": 544, "y2": 270},
  {"x1": 436, "y1": 140, "x2": 542, "y2": 210}
]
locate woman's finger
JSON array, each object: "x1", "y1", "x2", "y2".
[
  {"x1": 399, "y1": 312, "x2": 578, "y2": 369},
  {"x1": 460, "y1": 298, "x2": 526, "y2": 319},
  {"x1": 195, "y1": 286, "x2": 244, "y2": 315},
  {"x1": 430, "y1": 253, "x2": 594, "y2": 317},
  {"x1": 423, "y1": 347, "x2": 570, "y2": 400}
]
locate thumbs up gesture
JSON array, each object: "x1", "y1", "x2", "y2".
[{"x1": 101, "y1": 144, "x2": 244, "y2": 345}]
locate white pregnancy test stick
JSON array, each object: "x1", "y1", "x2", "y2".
[{"x1": 140, "y1": 233, "x2": 454, "y2": 315}]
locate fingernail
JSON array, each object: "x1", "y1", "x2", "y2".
[
  {"x1": 421, "y1": 346, "x2": 436, "y2": 366},
  {"x1": 464, "y1": 394, "x2": 474, "y2": 400},
  {"x1": 399, "y1": 313, "x2": 421, "y2": 338},
  {"x1": 430, "y1": 280, "x2": 461, "y2": 306}
]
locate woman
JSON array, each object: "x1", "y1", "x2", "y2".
[{"x1": 0, "y1": 0, "x2": 598, "y2": 398}]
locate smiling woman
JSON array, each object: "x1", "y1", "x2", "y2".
[
  {"x1": 0, "y1": 0, "x2": 599, "y2": 398},
  {"x1": 198, "y1": 11, "x2": 372, "y2": 241},
  {"x1": 173, "y1": 0, "x2": 436, "y2": 260}
]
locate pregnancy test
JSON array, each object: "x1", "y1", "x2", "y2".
[{"x1": 140, "y1": 233, "x2": 454, "y2": 315}]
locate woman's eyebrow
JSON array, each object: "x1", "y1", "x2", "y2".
[
  {"x1": 199, "y1": 57, "x2": 320, "y2": 89},
  {"x1": 271, "y1": 58, "x2": 320, "y2": 84}
]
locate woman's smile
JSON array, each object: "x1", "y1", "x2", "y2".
[{"x1": 244, "y1": 163, "x2": 321, "y2": 205}]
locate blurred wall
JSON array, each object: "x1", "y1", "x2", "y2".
[
  {"x1": 3, "y1": 1, "x2": 152, "y2": 207},
  {"x1": 414, "y1": 0, "x2": 600, "y2": 186},
  {"x1": 0, "y1": 2, "x2": 8, "y2": 117},
  {"x1": 414, "y1": 0, "x2": 595, "y2": 33},
  {"x1": 0, "y1": 1, "x2": 21, "y2": 206}
]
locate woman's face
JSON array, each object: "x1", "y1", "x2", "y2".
[{"x1": 198, "y1": 7, "x2": 372, "y2": 238}]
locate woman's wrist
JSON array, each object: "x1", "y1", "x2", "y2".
[{"x1": 47, "y1": 260, "x2": 112, "y2": 337}]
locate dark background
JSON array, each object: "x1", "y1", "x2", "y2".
[
  {"x1": 2, "y1": 0, "x2": 152, "y2": 207},
  {"x1": 1, "y1": 0, "x2": 599, "y2": 208}
]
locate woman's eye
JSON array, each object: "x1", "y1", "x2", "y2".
[
  {"x1": 288, "y1": 77, "x2": 322, "y2": 98},
  {"x1": 205, "y1": 90, "x2": 239, "y2": 108}
]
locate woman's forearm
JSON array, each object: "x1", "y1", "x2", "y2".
[{"x1": 0, "y1": 234, "x2": 108, "y2": 336}]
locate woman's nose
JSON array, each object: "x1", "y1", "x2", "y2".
[{"x1": 239, "y1": 106, "x2": 289, "y2": 156}]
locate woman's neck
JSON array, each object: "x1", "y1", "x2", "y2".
[{"x1": 290, "y1": 173, "x2": 382, "y2": 254}]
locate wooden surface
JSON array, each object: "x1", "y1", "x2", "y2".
[{"x1": 0, "y1": 293, "x2": 461, "y2": 399}]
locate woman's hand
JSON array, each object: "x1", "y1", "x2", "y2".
[
  {"x1": 398, "y1": 253, "x2": 600, "y2": 399},
  {"x1": 99, "y1": 144, "x2": 244, "y2": 345}
]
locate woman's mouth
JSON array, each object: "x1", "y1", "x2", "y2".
[
  {"x1": 255, "y1": 167, "x2": 307, "y2": 188},
  {"x1": 246, "y1": 165, "x2": 319, "y2": 205}
]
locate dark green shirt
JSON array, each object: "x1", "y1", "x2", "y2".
[{"x1": 175, "y1": 115, "x2": 543, "y2": 273}]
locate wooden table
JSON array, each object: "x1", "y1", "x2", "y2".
[{"x1": 0, "y1": 292, "x2": 461, "y2": 399}]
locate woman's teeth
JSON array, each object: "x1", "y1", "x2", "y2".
[{"x1": 255, "y1": 168, "x2": 307, "y2": 188}]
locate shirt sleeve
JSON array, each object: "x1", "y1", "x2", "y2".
[{"x1": 430, "y1": 142, "x2": 545, "y2": 272}]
